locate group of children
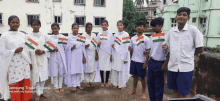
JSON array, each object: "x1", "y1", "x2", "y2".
[
  {"x1": 0, "y1": 15, "x2": 132, "y2": 101},
  {"x1": 0, "y1": 7, "x2": 204, "y2": 101}
]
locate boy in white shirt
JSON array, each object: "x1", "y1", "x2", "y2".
[
  {"x1": 127, "y1": 22, "x2": 150, "y2": 99},
  {"x1": 162, "y1": 7, "x2": 204, "y2": 98},
  {"x1": 146, "y1": 17, "x2": 167, "y2": 101}
]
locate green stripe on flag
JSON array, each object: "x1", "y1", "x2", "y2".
[
  {"x1": 91, "y1": 41, "x2": 96, "y2": 47},
  {"x1": 123, "y1": 41, "x2": 130, "y2": 44},
  {"x1": 44, "y1": 45, "x2": 53, "y2": 51},
  {"x1": 100, "y1": 38, "x2": 107, "y2": 40},
  {"x1": 115, "y1": 40, "x2": 120, "y2": 45},
  {"x1": 137, "y1": 41, "x2": 144, "y2": 46},
  {"x1": 25, "y1": 42, "x2": 35, "y2": 50},
  {"x1": 153, "y1": 39, "x2": 165, "y2": 43},
  {"x1": 58, "y1": 42, "x2": 67, "y2": 44},
  {"x1": 77, "y1": 39, "x2": 85, "y2": 43}
]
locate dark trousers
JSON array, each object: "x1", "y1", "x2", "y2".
[{"x1": 147, "y1": 58, "x2": 165, "y2": 101}]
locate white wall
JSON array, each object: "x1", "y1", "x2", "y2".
[{"x1": 0, "y1": 0, "x2": 123, "y2": 35}]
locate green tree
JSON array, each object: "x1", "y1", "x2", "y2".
[{"x1": 123, "y1": 0, "x2": 147, "y2": 36}]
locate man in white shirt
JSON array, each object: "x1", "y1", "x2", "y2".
[
  {"x1": 162, "y1": 7, "x2": 204, "y2": 98},
  {"x1": 127, "y1": 22, "x2": 150, "y2": 99}
]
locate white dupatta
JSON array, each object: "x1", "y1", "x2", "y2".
[{"x1": 27, "y1": 32, "x2": 46, "y2": 87}]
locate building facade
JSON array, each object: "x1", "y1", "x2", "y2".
[
  {"x1": 0, "y1": 0, "x2": 123, "y2": 35},
  {"x1": 134, "y1": 0, "x2": 176, "y2": 36},
  {"x1": 156, "y1": 0, "x2": 220, "y2": 48}
]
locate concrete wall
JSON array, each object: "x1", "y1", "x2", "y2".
[
  {"x1": 191, "y1": 52, "x2": 220, "y2": 100},
  {"x1": 0, "y1": 0, "x2": 123, "y2": 35}
]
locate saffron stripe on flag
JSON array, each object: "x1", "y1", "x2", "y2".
[
  {"x1": 122, "y1": 37, "x2": 130, "y2": 40},
  {"x1": 152, "y1": 33, "x2": 165, "y2": 37},
  {"x1": 25, "y1": 42, "x2": 35, "y2": 50},
  {"x1": 100, "y1": 34, "x2": 107, "y2": 36},
  {"x1": 47, "y1": 41, "x2": 56, "y2": 49},
  {"x1": 116, "y1": 37, "x2": 121, "y2": 42},
  {"x1": 136, "y1": 36, "x2": 144, "y2": 42},
  {"x1": 78, "y1": 35, "x2": 86, "y2": 39},
  {"x1": 92, "y1": 38, "x2": 98, "y2": 44},
  {"x1": 28, "y1": 38, "x2": 38, "y2": 46},
  {"x1": 59, "y1": 38, "x2": 68, "y2": 41}
]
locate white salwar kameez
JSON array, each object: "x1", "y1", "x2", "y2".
[
  {"x1": 111, "y1": 31, "x2": 131, "y2": 88},
  {"x1": 82, "y1": 32, "x2": 97, "y2": 83},
  {"x1": 97, "y1": 30, "x2": 114, "y2": 71},
  {"x1": 64, "y1": 34, "x2": 87, "y2": 88},
  {"x1": 0, "y1": 31, "x2": 32, "y2": 100},
  {"x1": 48, "y1": 34, "x2": 67, "y2": 89},
  {"x1": 27, "y1": 32, "x2": 49, "y2": 96}
]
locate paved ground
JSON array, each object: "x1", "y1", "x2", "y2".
[{"x1": 28, "y1": 75, "x2": 174, "y2": 101}]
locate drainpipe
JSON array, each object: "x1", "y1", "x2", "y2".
[{"x1": 206, "y1": 0, "x2": 212, "y2": 47}]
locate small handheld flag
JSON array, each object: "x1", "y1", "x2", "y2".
[
  {"x1": 77, "y1": 35, "x2": 86, "y2": 43},
  {"x1": 100, "y1": 34, "x2": 108, "y2": 40},
  {"x1": 58, "y1": 38, "x2": 68, "y2": 44},
  {"x1": 152, "y1": 33, "x2": 165, "y2": 43},
  {"x1": 44, "y1": 41, "x2": 56, "y2": 51},
  {"x1": 25, "y1": 38, "x2": 38, "y2": 50},
  {"x1": 91, "y1": 38, "x2": 98, "y2": 47},
  {"x1": 114, "y1": 37, "x2": 121, "y2": 45},
  {"x1": 122, "y1": 36, "x2": 130, "y2": 44},
  {"x1": 136, "y1": 36, "x2": 144, "y2": 46}
]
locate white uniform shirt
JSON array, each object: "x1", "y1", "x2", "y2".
[
  {"x1": 165, "y1": 24, "x2": 204, "y2": 72},
  {"x1": 149, "y1": 34, "x2": 166, "y2": 61},
  {"x1": 130, "y1": 34, "x2": 150, "y2": 63}
]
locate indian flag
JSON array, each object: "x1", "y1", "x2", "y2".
[
  {"x1": 115, "y1": 37, "x2": 121, "y2": 45},
  {"x1": 25, "y1": 38, "x2": 38, "y2": 50},
  {"x1": 91, "y1": 38, "x2": 98, "y2": 47},
  {"x1": 44, "y1": 41, "x2": 56, "y2": 51},
  {"x1": 58, "y1": 38, "x2": 68, "y2": 44},
  {"x1": 77, "y1": 35, "x2": 86, "y2": 43},
  {"x1": 152, "y1": 33, "x2": 165, "y2": 43},
  {"x1": 136, "y1": 36, "x2": 144, "y2": 46},
  {"x1": 100, "y1": 34, "x2": 107, "y2": 40},
  {"x1": 122, "y1": 36, "x2": 130, "y2": 44}
]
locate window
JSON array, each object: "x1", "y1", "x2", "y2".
[
  {"x1": 171, "y1": 18, "x2": 177, "y2": 27},
  {"x1": 146, "y1": 21, "x2": 150, "y2": 27},
  {"x1": 74, "y1": 0, "x2": 85, "y2": 5},
  {"x1": 53, "y1": 0, "x2": 61, "y2": 2},
  {"x1": 75, "y1": 16, "x2": 85, "y2": 25},
  {"x1": 154, "y1": 11, "x2": 156, "y2": 16},
  {"x1": 54, "y1": 16, "x2": 62, "y2": 23},
  {"x1": 163, "y1": 0, "x2": 166, "y2": 4},
  {"x1": 172, "y1": 0, "x2": 178, "y2": 3},
  {"x1": 200, "y1": 18, "x2": 206, "y2": 27},
  {"x1": 0, "y1": 14, "x2": 2, "y2": 25},
  {"x1": 192, "y1": 17, "x2": 197, "y2": 23},
  {"x1": 94, "y1": 17, "x2": 105, "y2": 25},
  {"x1": 27, "y1": 15, "x2": 39, "y2": 25},
  {"x1": 94, "y1": 0, "x2": 105, "y2": 6}
]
